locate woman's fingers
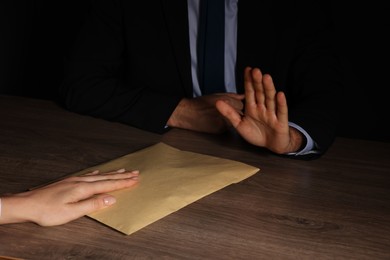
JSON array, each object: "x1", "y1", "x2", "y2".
[{"x1": 72, "y1": 169, "x2": 139, "y2": 182}]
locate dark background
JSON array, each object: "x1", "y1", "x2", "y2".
[{"x1": 1, "y1": 1, "x2": 389, "y2": 142}]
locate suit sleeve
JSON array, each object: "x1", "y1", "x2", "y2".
[
  {"x1": 59, "y1": 0, "x2": 182, "y2": 133},
  {"x1": 285, "y1": 1, "x2": 343, "y2": 159}
]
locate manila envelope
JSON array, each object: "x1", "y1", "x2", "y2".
[{"x1": 73, "y1": 142, "x2": 260, "y2": 235}]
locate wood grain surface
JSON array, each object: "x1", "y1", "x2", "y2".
[{"x1": 0, "y1": 95, "x2": 389, "y2": 260}]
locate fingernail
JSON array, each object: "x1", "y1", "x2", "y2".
[
  {"x1": 92, "y1": 170, "x2": 99, "y2": 174},
  {"x1": 103, "y1": 196, "x2": 116, "y2": 206},
  {"x1": 117, "y1": 168, "x2": 126, "y2": 173},
  {"x1": 131, "y1": 170, "x2": 140, "y2": 174}
]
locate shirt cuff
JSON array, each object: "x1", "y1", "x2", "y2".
[{"x1": 286, "y1": 122, "x2": 319, "y2": 156}]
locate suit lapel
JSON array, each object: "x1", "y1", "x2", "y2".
[
  {"x1": 236, "y1": 1, "x2": 265, "y2": 92},
  {"x1": 236, "y1": 1, "x2": 280, "y2": 92},
  {"x1": 161, "y1": 0, "x2": 193, "y2": 97},
  {"x1": 236, "y1": 1, "x2": 296, "y2": 93}
]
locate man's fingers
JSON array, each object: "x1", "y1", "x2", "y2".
[
  {"x1": 214, "y1": 92, "x2": 245, "y2": 100},
  {"x1": 276, "y1": 91, "x2": 288, "y2": 123},
  {"x1": 220, "y1": 97, "x2": 244, "y2": 111},
  {"x1": 244, "y1": 67, "x2": 256, "y2": 107},
  {"x1": 216, "y1": 100, "x2": 242, "y2": 128},
  {"x1": 252, "y1": 68, "x2": 265, "y2": 106},
  {"x1": 263, "y1": 74, "x2": 277, "y2": 112}
]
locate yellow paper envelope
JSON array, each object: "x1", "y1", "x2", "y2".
[{"x1": 73, "y1": 142, "x2": 260, "y2": 235}]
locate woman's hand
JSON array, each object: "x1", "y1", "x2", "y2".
[{"x1": 0, "y1": 168, "x2": 139, "y2": 226}]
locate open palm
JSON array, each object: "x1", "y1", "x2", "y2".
[{"x1": 216, "y1": 67, "x2": 301, "y2": 154}]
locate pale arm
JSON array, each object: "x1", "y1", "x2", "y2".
[{"x1": 0, "y1": 169, "x2": 139, "y2": 226}]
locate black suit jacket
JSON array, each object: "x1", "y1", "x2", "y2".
[{"x1": 60, "y1": 0, "x2": 342, "y2": 158}]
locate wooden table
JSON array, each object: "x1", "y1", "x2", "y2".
[{"x1": 0, "y1": 95, "x2": 389, "y2": 259}]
